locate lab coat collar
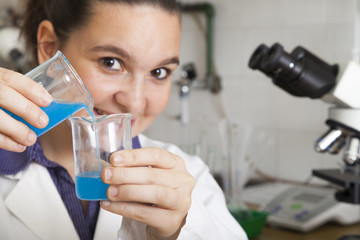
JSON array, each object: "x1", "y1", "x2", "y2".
[
  {"x1": 4, "y1": 163, "x2": 79, "y2": 240},
  {"x1": 4, "y1": 162, "x2": 123, "y2": 240}
]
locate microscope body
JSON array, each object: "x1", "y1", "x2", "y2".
[
  {"x1": 323, "y1": 61, "x2": 360, "y2": 109},
  {"x1": 249, "y1": 43, "x2": 360, "y2": 203},
  {"x1": 319, "y1": 61, "x2": 360, "y2": 165}
]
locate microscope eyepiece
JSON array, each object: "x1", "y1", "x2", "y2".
[
  {"x1": 261, "y1": 43, "x2": 293, "y2": 74},
  {"x1": 248, "y1": 43, "x2": 338, "y2": 99},
  {"x1": 248, "y1": 44, "x2": 269, "y2": 70}
]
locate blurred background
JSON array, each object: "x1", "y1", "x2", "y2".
[{"x1": 145, "y1": 0, "x2": 356, "y2": 187}]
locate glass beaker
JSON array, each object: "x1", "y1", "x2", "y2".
[
  {"x1": 1, "y1": 51, "x2": 94, "y2": 136},
  {"x1": 70, "y1": 113, "x2": 132, "y2": 201}
]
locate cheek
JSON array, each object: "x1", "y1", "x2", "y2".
[
  {"x1": 157, "y1": 95, "x2": 170, "y2": 112},
  {"x1": 148, "y1": 86, "x2": 170, "y2": 115}
]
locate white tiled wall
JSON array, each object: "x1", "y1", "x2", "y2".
[{"x1": 145, "y1": 0, "x2": 356, "y2": 183}]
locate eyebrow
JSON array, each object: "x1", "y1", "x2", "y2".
[
  {"x1": 91, "y1": 45, "x2": 179, "y2": 67},
  {"x1": 91, "y1": 45, "x2": 131, "y2": 61},
  {"x1": 158, "y1": 57, "x2": 180, "y2": 67}
]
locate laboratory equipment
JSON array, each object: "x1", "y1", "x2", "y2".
[
  {"x1": 70, "y1": 113, "x2": 132, "y2": 200},
  {"x1": 0, "y1": 26, "x2": 25, "y2": 72},
  {"x1": 1, "y1": 51, "x2": 94, "y2": 136},
  {"x1": 229, "y1": 207, "x2": 268, "y2": 238},
  {"x1": 177, "y1": 63, "x2": 196, "y2": 125},
  {"x1": 0, "y1": 1, "x2": 26, "y2": 73},
  {"x1": 260, "y1": 184, "x2": 360, "y2": 232},
  {"x1": 248, "y1": 43, "x2": 360, "y2": 205},
  {"x1": 179, "y1": 2, "x2": 222, "y2": 93}
]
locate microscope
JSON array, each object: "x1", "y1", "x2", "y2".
[{"x1": 248, "y1": 43, "x2": 360, "y2": 204}]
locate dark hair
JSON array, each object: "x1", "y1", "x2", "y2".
[{"x1": 21, "y1": 0, "x2": 180, "y2": 67}]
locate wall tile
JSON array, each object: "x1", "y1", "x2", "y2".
[{"x1": 146, "y1": 0, "x2": 355, "y2": 182}]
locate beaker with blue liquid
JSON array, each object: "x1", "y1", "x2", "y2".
[
  {"x1": 70, "y1": 113, "x2": 133, "y2": 200},
  {"x1": 1, "y1": 51, "x2": 94, "y2": 136}
]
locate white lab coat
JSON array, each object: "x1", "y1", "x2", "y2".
[{"x1": 0, "y1": 134, "x2": 248, "y2": 240}]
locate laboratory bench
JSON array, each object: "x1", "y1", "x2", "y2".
[
  {"x1": 253, "y1": 222, "x2": 360, "y2": 240},
  {"x1": 241, "y1": 180, "x2": 360, "y2": 240}
]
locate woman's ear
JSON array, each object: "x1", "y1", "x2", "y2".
[{"x1": 37, "y1": 20, "x2": 58, "y2": 64}]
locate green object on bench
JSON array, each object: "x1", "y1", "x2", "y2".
[{"x1": 229, "y1": 207, "x2": 268, "y2": 239}]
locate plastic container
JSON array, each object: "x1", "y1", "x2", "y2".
[{"x1": 229, "y1": 207, "x2": 268, "y2": 239}]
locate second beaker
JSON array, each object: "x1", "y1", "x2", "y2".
[
  {"x1": 70, "y1": 113, "x2": 132, "y2": 200},
  {"x1": 1, "y1": 51, "x2": 94, "y2": 136}
]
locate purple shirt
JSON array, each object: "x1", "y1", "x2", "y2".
[{"x1": 0, "y1": 136, "x2": 141, "y2": 240}]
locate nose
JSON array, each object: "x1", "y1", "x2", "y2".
[{"x1": 114, "y1": 77, "x2": 146, "y2": 114}]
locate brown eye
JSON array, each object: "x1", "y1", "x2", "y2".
[
  {"x1": 151, "y1": 68, "x2": 169, "y2": 80},
  {"x1": 100, "y1": 57, "x2": 122, "y2": 71}
]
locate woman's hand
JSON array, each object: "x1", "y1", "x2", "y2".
[
  {"x1": 0, "y1": 68, "x2": 52, "y2": 152},
  {"x1": 100, "y1": 147, "x2": 195, "y2": 239}
]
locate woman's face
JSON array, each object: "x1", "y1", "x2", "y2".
[{"x1": 60, "y1": 3, "x2": 181, "y2": 137}]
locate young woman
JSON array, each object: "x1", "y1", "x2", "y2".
[{"x1": 0, "y1": 0, "x2": 247, "y2": 239}]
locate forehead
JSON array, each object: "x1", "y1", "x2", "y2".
[{"x1": 70, "y1": 2, "x2": 181, "y2": 63}]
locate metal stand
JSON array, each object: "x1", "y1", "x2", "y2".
[
  {"x1": 313, "y1": 168, "x2": 360, "y2": 240},
  {"x1": 312, "y1": 168, "x2": 360, "y2": 204}
]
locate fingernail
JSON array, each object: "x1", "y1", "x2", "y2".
[
  {"x1": 38, "y1": 113, "x2": 49, "y2": 127},
  {"x1": 104, "y1": 168, "x2": 112, "y2": 181},
  {"x1": 102, "y1": 201, "x2": 111, "y2": 207},
  {"x1": 41, "y1": 92, "x2": 52, "y2": 105},
  {"x1": 27, "y1": 131, "x2": 36, "y2": 144},
  {"x1": 109, "y1": 186, "x2": 118, "y2": 197},
  {"x1": 17, "y1": 144, "x2": 26, "y2": 152},
  {"x1": 113, "y1": 154, "x2": 123, "y2": 165}
]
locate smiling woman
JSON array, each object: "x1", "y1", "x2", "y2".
[{"x1": 0, "y1": 0, "x2": 248, "y2": 240}]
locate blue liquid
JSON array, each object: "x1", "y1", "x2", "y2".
[
  {"x1": 71, "y1": 110, "x2": 103, "y2": 201},
  {"x1": 1, "y1": 100, "x2": 89, "y2": 136},
  {"x1": 75, "y1": 172, "x2": 109, "y2": 200},
  {"x1": 3, "y1": 99, "x2": 105, "y2": 200}
]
